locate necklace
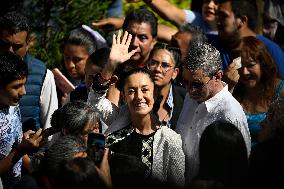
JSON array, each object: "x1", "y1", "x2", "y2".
[{"x1": 159, "y1": 111, "x2": 169, "y2": 123}]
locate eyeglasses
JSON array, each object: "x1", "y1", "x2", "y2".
[
  {"x1": 190, "y1": 77, "x2": 212, "y2": 90},
  {"x1": 0, "y1": 39, "x2": 24, "y2": 51},
  {"x1": 147, "y1": 59, "x2": 173, "y2": 73}
]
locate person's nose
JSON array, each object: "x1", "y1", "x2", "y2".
[
  {"x1": 132, "y1": 36, "x2": 139, "y2": 47},
  {"x1": 153, "y1": 62, "x2": 162, "y2": 73},
  {"x1": 69, "y1": 61, "x2": 75, "y2": 68},
  {"x1": 208, "y1": 0, "x2": 217, "y2": 8},
  {"x1": 19, "y1": 85, "x2": 26, "y2": 96},
  {"x1": 242, "y1": 66, "x2": 250, "y2": 75},
  {"x1": 136, "y1": 89, "x2": 143, "y2": 100}
]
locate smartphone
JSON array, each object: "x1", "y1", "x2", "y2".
[
  {"x1": 87, "y1": 133, "x2": 106, "y2": 165},
  {"x1": 52, "y1": 68, "x2": 75, "y2": 94}
]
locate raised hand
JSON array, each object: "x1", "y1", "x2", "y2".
[{"x1": 109, "y1": 30, "x2": 138, "y2": 66}]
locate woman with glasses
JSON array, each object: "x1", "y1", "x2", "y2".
[
  {"x1": 232, "y1": 36, "x2": 284, "y2": 146},
  {"x1": 147, "y1": 43, "x2": 186, "y2": 130}
]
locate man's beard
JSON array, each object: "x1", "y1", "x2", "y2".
[{"x1": 219, "y1": 28, "x2": 241, "y2": 51}]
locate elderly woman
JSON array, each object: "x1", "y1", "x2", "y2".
[
  {"x1": 88, "y1": 32, "x2": 185, "y2": 187},
  {"x1": 231, "y1": 36, "x2": 284, "y2": 145},
  {"x1": 28, "y1": 101, "x2": 99, "y2": 173}
]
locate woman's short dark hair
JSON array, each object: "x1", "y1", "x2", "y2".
[
  {"x1": 198, "y1": 120, "x2": 248, "y2": 188},
  {"x1": 116, "y1": 67, "x2": 154, "y2": 92},
  {"x1": 64, "y1": 27, "x2": 98, "y2": 55}
]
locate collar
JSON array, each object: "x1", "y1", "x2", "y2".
[
  {"x1": 204, "y1": 82, "x2": 228, "y2": 113},
  {"x1": 165, "y1": 84, "x2": 174, "y2": 110}
]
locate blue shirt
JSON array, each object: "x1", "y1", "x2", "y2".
[
  {"x1": 207, "y1": 34, "x2": 284, "y2": 78},
  {"x1": 183, "y1": 9, "x2": 218, "y2": 35},
  {"x1": 256, "y1": 35, "x2": 284, "y2": 78},
  {"x1": 246, "y1": 80, "x2": 284, "y2": 146}
]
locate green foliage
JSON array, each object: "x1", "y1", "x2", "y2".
[
  {"x1": 123, "y1": 0, "x2": 191, "y2": 27},
  {"x1": 10, "y1": 0, "x2": 190, "y2": 69},
  {"x1": 19, "y1": 0, "x2": 112, "y2": 69}
]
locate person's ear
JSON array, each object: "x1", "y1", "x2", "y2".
[
  {"x1": 236, "y1": 16, "x2": 248, "y2": 29},
  {"x1": 151, "y1": 38, "x2": 157, "y2": 50},
  {"x1": 171, "y1": 67, "x2": 179, "y2": 80}
]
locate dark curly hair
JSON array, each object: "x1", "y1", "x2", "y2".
[{"x1": 116, "y1": 67, "x2": 154, "y2": 92}]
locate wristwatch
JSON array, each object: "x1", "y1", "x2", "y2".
[{"x1": 92, "y1": 73, "x2": 111, "y2": 94}]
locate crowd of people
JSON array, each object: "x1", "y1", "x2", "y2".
[{"x1": 0, "y1": 0, "x2": 284, "y2": 188}]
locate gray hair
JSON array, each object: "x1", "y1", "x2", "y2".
[
  {"x1": 51, "y1": 101, "x2": 98, "y2": 135},
  {"x1": 43, "y1": 135, "x2": 87, "y2": 177},
  {"x1": 179, "y1": 23, "x2": 208, "y2": 45},
  {"x1": 185, "y1": 42, "x2": 222, "y2": 77}
]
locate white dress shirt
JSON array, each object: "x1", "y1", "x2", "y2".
[
  {"x1": 176, "y1": 84, "x2": 251, "y2": 184},
  {"x1": 40, "y1": 69, "x2": 58, "y2": 129}
]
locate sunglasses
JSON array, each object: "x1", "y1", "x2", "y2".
[
  {"x1": 190, "y1": 78, "x2": 212, "y2": 90},
  {"x1": 0, "y1": 39, "x2": 24, "y2": 51}
]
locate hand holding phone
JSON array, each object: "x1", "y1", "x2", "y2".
[
  {"x1": 52, "y1": 68, "x2": 75, "y2": 94},
  {"x1": 87, "y1": 133, "x2": 106, "y2": 165}
]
